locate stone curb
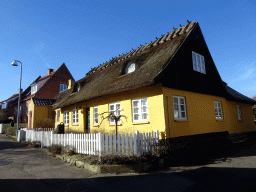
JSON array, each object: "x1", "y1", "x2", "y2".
[{"x1": 55, "y1": 154, "x2": 152, "y2": 174}]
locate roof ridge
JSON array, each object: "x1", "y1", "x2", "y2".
[{"x1": 86, "y1": 21, "x2": 196, "y2": 76}]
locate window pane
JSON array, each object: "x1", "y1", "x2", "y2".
[
  {"x1": 197, "y1": 55, "x2": 200, "y2": 61},
  {"x1": 173, "y1": 98, "x2": 178, "y2": 104},
  {"x1": 110, "y1": 105, "x2": 114, "y2": 111},
  {"x1": 174, "y1": 111, "x2": 179, "y2": 119},
  {"x1": 142, "y1": 99, "x2": 147, "y2": 106},
  {"x1": 134, "y1": 108, "x2": 139, "y2": 113},
  {"x1": 134, "y1": 114, "x2": 139, "y2": 120},
  {"x1": 94, "y1": 107, "x2": 98, "y2": 112},
  {"x1": 116, "y1": 104, "x2": 120, "y2": 109},
  {"x1": 142, "y1": 106, "x2": 147, "y2": 112},
  {"x1": 193, "y1": 64, "x2": 197, "y2": 70},
  {"x1": 192, "y1": 53, "x2": 196, "y2": 59},
  {"x1": 174, "y1": 104, "x2": 178, "y2": 110},
  {"x1": 181, "y1": 112, "x2": 186, "y2": 118},
  {"x1": 180, "y1": 98, "x2": 184, "y2": 104},
  {"x1": 133, "y1": 101, "x2": 138, "y2": 107},
  {"x1": 180, "y1": 105, "x2": 185, "y2": 111},
  {"x1": 193, "y1": 59, "x2": 196, "y2": 64},
  {"x1": 95, "y1": 119, "x2": 98, "y2": 124},
  {"x1": 201, "y1": 56, "x2": 204, "y2": 62},
  {"x1": 142, "y1": 113, "x2": 148, "y2": 120}
]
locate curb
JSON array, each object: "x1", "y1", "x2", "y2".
[{"x1": 55, "y1": 154, "x2": 152, "y2": 174}]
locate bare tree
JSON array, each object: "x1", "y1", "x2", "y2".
[{"x1": 98, "y1": 109, "x2": 127, "y2": 136}]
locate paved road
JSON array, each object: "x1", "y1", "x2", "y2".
[{"x1": 2, "y1": 133, "x2": 256, "y2": 192}]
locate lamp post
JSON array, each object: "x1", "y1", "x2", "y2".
[{"x1": 11, "y1": 60, "x2": 22, "y2": 138}]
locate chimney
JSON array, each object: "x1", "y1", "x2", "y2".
[
  {"x1": 48, "y1": 68, "x2": 53, "y2": 75},
  {"x1": 68, "y1": 79, "x2": 75, "y2": 89}
]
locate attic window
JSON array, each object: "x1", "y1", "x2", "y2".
[
  {"x1": 31, "y1": 84, "x2": 37, "y2": 94},
  {"x1": 126, "y1": 63, "x2": 136, "y2": 74},
  {"x1": 192, "y1": 52, "x2": 206, "y2": 74},
  {"x1": 60, "y1": 84, "x2": 67, "y2": 92},
  {"x1": 1, "y1": 102, "x2": 7, "y2": 109},
  {"x1": 77, "y1": 84, "x2": 81, "y2": 92}
]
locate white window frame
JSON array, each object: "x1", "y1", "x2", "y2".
[
  {"x1": 64, "y1": 111, "x2": 69, "y2": 125},
  {"x1": 1, "y1": 102, "x2": 7, "y2": 109},
  {"x1": 31, "y1": 84, "x2": 37, "y2": 94},
  {"x1": 126, "y1": 63, "x2": 136, "y2": 74},
  {"x1": 109, "y1": 102, "x2": 121, "y2": 124},
  {"x1": 132, "y1": 98, "x2": 149, "y2": 122},
  {"x1": 192, "y1": 51, "x2": 206, "y2": 74},
  {"x1": 237, "y1": 105, "x2": 242, "y2": 120},
  {"x1": 173, "y1": 96, "x2": 187, "y2": 120},
  {"x1": 214, "y1": 101, "x2": 223, "y2": 120},
  {"x1": 60, "y1": 84, "x2": 67, "y2": 92},
  {"x1": 94, "y1": 107, "x2": 98, "y2": 125},
  {"x1": 72, "y1": 109, "x2": 79, "y2": 124}
]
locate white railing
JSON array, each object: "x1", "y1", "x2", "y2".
[{"x1": 19, "y1": 129, "x2": 159, "y2": 156}]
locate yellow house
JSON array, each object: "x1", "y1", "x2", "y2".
[{"x1": 53, "y1": 21, "x2": 256, "y2": 140}]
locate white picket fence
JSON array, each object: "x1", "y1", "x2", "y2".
[{"x1": 18, "y1": 129, "x2": 159, "y2": 156}]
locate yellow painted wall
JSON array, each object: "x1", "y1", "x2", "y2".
[
  {"x1": 28, "y1": 98, "x2": 54, "y2": 128},
  {"x1": 57, "y1": 84, "x2": 166, "y2": 138},
  {"x1": 163, "y1": 87, "x2": 255, "y2": 138}
]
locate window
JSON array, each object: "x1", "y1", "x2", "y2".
[
  {"x1": 192, "y1": 52, "x2": 206, "y2": 74},
  {"x1": 72, "y1": 109, "x2": 79, "y2": 124},
  {"x1": 31, "y1": 84, "x2": 37, "y2": 94},
  {"x1": 237, "y1": 105, "x2": 242, "y2": 120},
  {"x1": 1, "y1": 102, "x2": 7, "y2": 109},
  {"x1": 132, "y1": 98, "x2": 148, "y2": 122},
  {"x1": 64, "y1": 111, "x2": 69, "y2": 125},
  {"x1": 173, "y1": 96, "x2": 187, "y2": 120},
  {"x1": 60, "y1": 84, "x2": 67, "y2": 92},
  {"x1": 126, "y1": 63, "x2": 136, "y2": 74},
  {"x1": 94, "y1": 107, "x2": 98, "y2": 125},
  {"x1": 109, "y1": 103, "x2": 121, "y2": 124},
  {"x1": 214, "y1": 101, "x2": 223, "y2": 120},
  {"x1": 57, "y1": 110, "x2": 60, "y2": 122}
]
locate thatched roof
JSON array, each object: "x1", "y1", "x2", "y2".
[
  {"x1": 53, "y1": 21, "x2": 256, "y2": 109},
  {"x1": 53, "y1": 21, "x2": 196, "y2": 109}
]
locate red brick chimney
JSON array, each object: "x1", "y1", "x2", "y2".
[{"x1": 48, "y1": 68, "x2": 53, "y2": 75}]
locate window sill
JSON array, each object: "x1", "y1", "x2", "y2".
[
  {"x1": 72, "y1": 124, "x2": 79, "y2": 126},
  {"x1": 93, "y1": 124, "x2": 99, "y2": 127},
  {"x1": 174, "y1": 119, "x2": 188, "y2": 122},
  {"x1": 216, "y1": 119, "x2": 224, "y2": 121},
  {"x1": 132, "y1": 121, "x2": 150, "y2": 125},
  {"x1": 238, "y1": 119, "x2": 243, "y2": 122}
]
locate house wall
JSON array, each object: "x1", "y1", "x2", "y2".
[
  {"x1": 163, "y1": 87, "x2": 255, "y2": 138},
  {"x1": 28, "y1": 99, "x2": 34, "y2": 129},
  {"x1": 56, "y1": 84, "x2": 166, "y2": 139},
  {"x1": 33, "y1": 105, "x2": 53, "y2": 128}
]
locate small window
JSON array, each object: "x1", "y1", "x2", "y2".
[
  {"x1": 126, "y1": 63, "x2": 136, "y2": 74},
  {"x1": 72, "y1": 109, "x2": 79, "y2": 124},
  {"x1": 173, "y1": 96, "x2": 187, "y2": 120},
  {"x1": 192, "y1": 52, "x2": 206, "y2": 74},
  {"x1": 64, "y1": 111, "x2": 69, "y2": 125},
  {"x1": 237, "y1": 105, "x2": 242, "y2": 120},
  {"x1": 109, "y1": 103, "x2": 121, "y2": 124},
  {"x1": 60, "y1": 84, "x2": 67, "y2": 92},
  {"x1": 132, "y1": 98, "x2": 148, "y2": 122},
  {"x1": 57, "y1": 110, "x2": 60, "y2": 122},
  {"x1": 31, "y1": 84, "x2": 37, "y2": 94},
  {"x1": 214, "y1": 101, "x2": 223, "y2": 120},
  {"x1": 1, "y1": 102, "x2": 7, "y2": 109},
  {"x1": 94, "y1": 107, "x2": 98, "y2": 125}
]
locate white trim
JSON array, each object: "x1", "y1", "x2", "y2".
[
  {"x1": 64, "y1": 111, "x2": 69, "y2": 125},
  {"x1": 109, "y1": 102, "x2": 121, "y2": 124},
  {"x1": 31, "y1": 84, "x2": 37, "y2": 94},
  {"x1": 94, "y1": 107, "x2": 98, "y2": 125},
  {"x1": 173, "y1": 96, "x2": 187, "y2": 120},
  {"x1": 214, "y1": 101, "x2": 223, "y2": 120},
  {"x1": 192, "y1": 51, "x2": 206, "y2": 74},
  {"x1": 236, "y1": 105, "x2": 242, "y2": 120},
  {"x1": 72, "y1": 109, "x2": 79, "y2": 124},
  {"x1": 132, "y1": 97, "x2": 149, "y2": 122}
]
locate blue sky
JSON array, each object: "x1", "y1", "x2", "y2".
[{"x1": 0, "y1": 0, "x2": 255, "y2": 102}]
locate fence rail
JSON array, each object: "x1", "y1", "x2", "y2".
[{"x1": 18, "y1": 129, "x2": 159, "y2": 156}]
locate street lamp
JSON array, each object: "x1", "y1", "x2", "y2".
[{"x1": 11, "y1": 60, "x2": 22, "y2": 139}]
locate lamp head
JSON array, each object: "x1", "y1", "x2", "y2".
[{"x1": 11, "y1": 60, "x2": 18, "y2": 66}]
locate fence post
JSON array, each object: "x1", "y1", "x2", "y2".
[
  {"x1": 51, "y1": 130, "x2": 54, "y2": 146},
  {"x1": 155, "y1": 130, "x2": 159, "y2": 143},
  {"x1": 134, "y1": 131, "x2": 140, "y2": 156}
]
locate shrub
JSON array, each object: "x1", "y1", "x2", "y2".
[
  {"x1": 63, "y1": 145, "x2": 75, "y2": 156},
  {"x1": 35, "y1": 118, "x2": 54, "y2": 128},
  {"x1": 48, "y1": 145, "x2": 62, "y2": 156},
  {"x1": 6, "y1": 127, "x2": 17, "y2": 136}
]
